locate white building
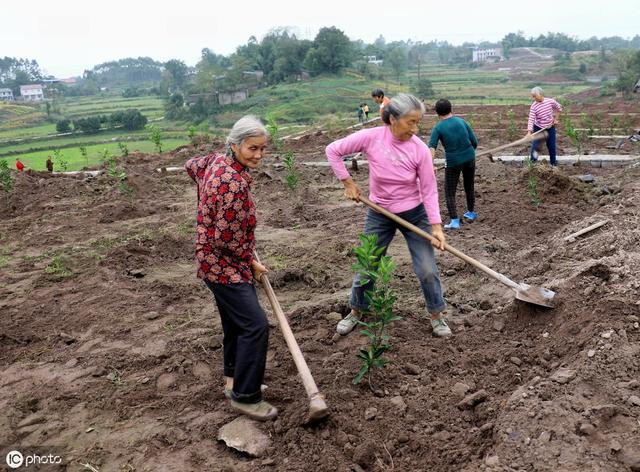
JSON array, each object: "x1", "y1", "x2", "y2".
[
  {"x1": 20, "y1": 84, "x2": 44, "y2": 101},
  {"x1": 0, "y1": 88, "x2": 14, "y2": 101},
  {"x1": 365, "y1": 55, "x2": 384, "y2": 66},
  {"x1": 472, "y1": 48, "x2": 503, "y2": 63}
]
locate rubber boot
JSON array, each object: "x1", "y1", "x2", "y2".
[{"x1": 444, "y1": 218, "x2": 460, "y2": 230}]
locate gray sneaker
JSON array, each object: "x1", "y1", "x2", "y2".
[
  {"x1": 431, "y1": 318, "x2": 452, "y2": 337},
  {"x1": 336, "y1": 312, "x2": 360, "y2": 335}
]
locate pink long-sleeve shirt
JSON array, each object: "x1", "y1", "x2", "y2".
[{"x1": 326, "y1": 126, "x2": 442, "y2": 225}]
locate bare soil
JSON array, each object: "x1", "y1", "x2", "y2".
[{"x1": 1, "y1": 102, "x2": 639, "y2": 472}]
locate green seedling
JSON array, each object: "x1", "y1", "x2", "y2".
[{"x1": 352, "y1": 234, "x2": 400, "y2": 388}]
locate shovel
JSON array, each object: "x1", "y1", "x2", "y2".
[
  {"x1": 358, "y1": 197, "x2": 556, "y2": 308},
  {"x1": 254, "y1": 252, "x2": 329, "y2": 423}
]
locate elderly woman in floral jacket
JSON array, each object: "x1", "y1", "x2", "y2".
[{"x1": 184, "y1": 115, "x2": 277, "y2": 421}]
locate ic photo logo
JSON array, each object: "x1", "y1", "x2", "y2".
[
  {"x1": 6, "y1": 450, "x2": 23, "y2": 468},
  {"x1": 4, "y1": 449, "x2": 63, "y2": 469}
]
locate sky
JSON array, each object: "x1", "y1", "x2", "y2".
[{"x1": 3, "y1": 0, "x2": 639, "y2": 78}]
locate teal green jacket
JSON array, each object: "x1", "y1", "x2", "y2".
[{"x1": 428, "y1": 116, "x2": 477, "y2": 167}]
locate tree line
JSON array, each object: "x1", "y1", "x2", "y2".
[
  {"x1": 501, "y1": 31, "x2": 640, "y2": 58},
  {"x1": 2, "y1": 29, "x2": 639, "y2": 105}
]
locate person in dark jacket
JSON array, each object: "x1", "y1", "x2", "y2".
[
  {"x1": 184, "y1": 115, "x2": 277, "y2": 421},
  {"x1": 429, "y1": 99, "x2": 478, "y2": 230}
]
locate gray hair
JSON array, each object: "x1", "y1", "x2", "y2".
[
  {"x1": 531, "y1": 86, "x2": 544, "y2": 96},
  {"x1": 225, "y1": 115, "x2": 268, "y2": 156},
  {"x1": 382, "y1": 93, "x2": 425, "y2": 125}
]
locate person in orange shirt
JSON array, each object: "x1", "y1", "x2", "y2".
[{"x1": 371, "y1": 89, "x2": 391, "y2": 120}]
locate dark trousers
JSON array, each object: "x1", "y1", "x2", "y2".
[
  {"x1": 204, "y1": 280, "x2": 268, "y2": 404},
  {"x1": 350, "y1": 204, "x2": 446, "y2": 314},
  {"x1": 444, "y1": 159, "x2": 475, "y2": 220},
  {"x1": 531, "y1": 124, "x2": 557, "y2": 166}
]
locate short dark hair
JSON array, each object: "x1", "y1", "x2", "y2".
[
  {"x1": 434, "y1": 99, "x2": 452, "y2": 116},
  {"x1": 381, "y1": 93, "x2": 425, "y2": 125},
  {"x1": 371, "y1": 88, "x2": 385, "y2": 98}
]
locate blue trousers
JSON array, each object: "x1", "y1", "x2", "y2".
[
  {"x1": 350, "y1": 204, "x2": 447, "y2": 314},
  {"x1": 204, "y1": 280, "x2": 268, "y2": 404},
  {"x1": 531, "y1": 124, "x2": 557, "y2": 166}
]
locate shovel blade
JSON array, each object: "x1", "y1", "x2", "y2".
[{"x1": 515, "y1": 284, "x2": 556, "y2": 308}]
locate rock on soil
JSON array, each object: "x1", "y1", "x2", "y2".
[
  {"x1": 457, "y1": 389, "x2": 488, "y2": 409},
  {"x1": 218, "y1": 417, "x2": 271, "y2": 457},
  {"x1": 550, "y1": 367, "x2": 576, "y2": 384}
]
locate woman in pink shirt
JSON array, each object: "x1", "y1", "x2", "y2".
[{"x1": 326, "y1": 93, "x2": 451, "y2": 338}]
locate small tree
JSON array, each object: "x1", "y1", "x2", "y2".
[
  {"x1": 0, "y1": 160, "x2": 13, "y2": 192},
  {"x1": 187, "y1": 125, "x2": 197, "y2": 143},
  {"x1": 580, "y1": 113, "x2": 594, "y2": 137},
  {"x1": 104, "y1": 151, "x2": 133, "y2": 196},
  {"x1": 525, "y1": 157, "x2": 541, "y2": 207},
  {"x1": 79, "y1": 146, "x2": 88, "y2": 168},
  {"x1": 53, "y1": 149, "x2": 68, "y2": 171},
  {"x1": 412, "y1": 79, "x2": 435, "y2": 100},
  {"x1": 266, "y1": 114, "x2": 281, "y2": 152},
  {"x1": 147, "y1": 125, "x2": 163, "y2": 153},
  {"x1": 283, "y1": 150, "x2": 299, "y2": 191},
  {"x1": 267, "y1": 115, "x2": 298, "y2": 192},
  {"x1": 352, "y1": 234, "x2": 400, "y2": 388},
  {"x1": 507, "y1": 109, "x2": 518, "y2": 140},
  {"x1": 198, "y1": 122, "x2": 211, "y2": 143},
  {"x1": 118, "y1": 142, "x2": 129, "y2": 157}
]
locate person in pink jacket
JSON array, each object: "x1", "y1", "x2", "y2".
[{"x1": 326, "y1": 93, "x2": 451, "y2": 337}]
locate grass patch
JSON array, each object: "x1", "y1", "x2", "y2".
[
  {"x1": 44, "y1": 255, "x2": 72, "y2": 277},
  {"x1": 0, "y1": 138, "x2": 188, "y2": 171}
]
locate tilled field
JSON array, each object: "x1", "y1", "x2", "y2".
[{"x1": 1, "y1": 103, "x2": 639, "y2": 472}]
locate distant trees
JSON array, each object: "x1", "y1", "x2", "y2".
[
  {"x1": 387, "y1": 47, "x2": 408, "y2": 81},
  {"x1": 303, "y1": 27, "x2": 353, "y2": 76},
  {"x1": 162, "y1": 59, "x2": 189, "y2": 93},
  {"x1": 615, "y1": 49, "x2": 640, "y2": 94},
  {"x1": 501, "y1": 31, "x2": 640, "y2": 58},
  {"x1": 85, "y1": 57, "x2": 163, "y2": 86},
  {"x1": 71, "y1": 110, "x2": 148, "y2": 134},
  {"x1": 0, "y1": 57, "x2": 43, "y2": 94},
  {"x1": 109, "y1": 109, "x2": 148, "y2": 130},
  {"x1": 74, "y1": 116, "x2": 102, "y2": 134},
  {"x1": 234, "y1": 28, "x2": 313, "y2": 83}
]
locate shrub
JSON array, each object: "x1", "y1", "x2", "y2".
[
  {"x1": 56, "y1": 119, "x2": 71, "y2": 133},
  {"x1": 74, "y1": 116, "x2": 102, "y2": 134}
]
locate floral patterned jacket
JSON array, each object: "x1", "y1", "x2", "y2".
[{"x1": 184, "y1": 153, "x2": 256, "y2": 284}]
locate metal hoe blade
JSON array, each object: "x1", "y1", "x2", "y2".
[{"x1": 515, "y1": 284, "x2": 556, "y2": 308}]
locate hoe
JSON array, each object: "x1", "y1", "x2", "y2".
[
  {"x1": 254, "y1": 252, "x2": 329, "y2": 423},
  {"x1": 358, "y1": 197, "x2": 556, "y2": 308}
]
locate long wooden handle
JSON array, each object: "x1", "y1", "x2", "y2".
[
  {"x1": 563, "y1": 220, "x2": 608, "y2": 242},
  {"x1": 358, "y1": 196, "x2": 523, "y2": 292},
  {"x1": 475, "y1": 129, "x2": 549, "y2": 158},
  {"x1": 254, "y1": 253, "x2": 322, "y2": 399}
]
